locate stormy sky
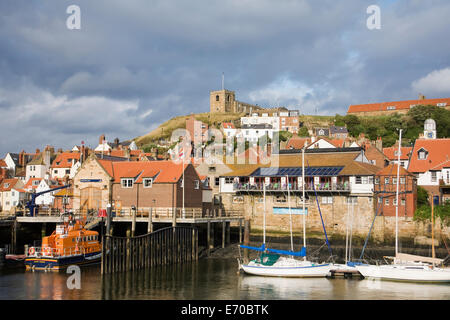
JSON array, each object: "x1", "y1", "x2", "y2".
[{"x1": 1, "y1": 0, "x2": 450, "y2": 156}]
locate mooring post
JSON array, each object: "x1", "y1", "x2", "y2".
[
  {"x1": 106, "y1": 203, "x2": 112, "y2": 236},
  {"x1": 207, "y1": 221, "x2": 211, "y2": 256},
  {"x1": 222, "y1": 221, "x2": 226, "y2": 249},
  {"x1": 172, "y1": 208, "x2": 177, "y2": 227},
  {"x1": 148, "y1": 208, "x2": 153, "y2": 233},
  {"x1": 131, "y1": 207, "x2": 136, "y2": 237},
  {"x1": 226, "y1": 221, "x2": 230, "y2": 246},
  {"x1": 239, "y1": 219, "x2": 243, "y2": 244},
  {"x1": 11, "y1": 220, "x2": 17, "y2": 254},
  {"x1": 244, "y1": 219, "x2": 251, "y2": 263}
]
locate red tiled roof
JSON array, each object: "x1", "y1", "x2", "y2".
[
  {"x1": 51, "y1": 152, "x2": 80, "y2": 168},
  {"x1": 408, "y1": 139, "x2": 450, "y2": 173},
  {"x1": 24, "y1": 178, "x2": 43, "y2": 190},
  {"x1": 0, "y1": 159, "x2": 7, "y2": 167},
  {"x1": 376, "y1": 164, "x2": 414, "y2": 177},
  {"x1": 430, "y1": 159, "x2": 450, "y2": 171},
  {"x1": 383, "y1": 146, "x2": 412, "y2": 160},
  {"x1": 97, "y1": 160, "x2": 190, "y2": 183},
  {"x1": 286, "y1": 137, "x2": 311, "y2": 149},
  {"x1": 0, "y1": 178, "x2": 20, "y2": 192},
  {"x1": 222, "y1": 122, "x2": 235, "y2": 129},
  {"x1": 348, "y1": 98, "x2": 450, "y2": 113}
]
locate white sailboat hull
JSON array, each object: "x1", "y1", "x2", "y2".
[
  {"x1": 241, "y1": 258, "x2": 332, "y2": 278},
  {"x1": 355, "y1": 264, "x2": 450, "y2": 283}
]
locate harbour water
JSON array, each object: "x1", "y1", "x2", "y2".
[{"x1": 0, "y1": 258, "x2": 449, "y2": 300}]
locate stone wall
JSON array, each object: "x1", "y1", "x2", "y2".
[{"x1": 221, "y1": 192, "x2": 449, "y2": 243}]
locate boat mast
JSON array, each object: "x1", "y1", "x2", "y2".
[
  {"x1": 395, "y1": 129, "x2": 402, "y2": 258},
  {"x1": 263, "y1": 181, "x2": 266, "y2": 246},
  {"x1": 302, "y1": 146, "x2": 306, "y2": 261},
  {"x1": 431, "y1": 193, "x2": 435, "y2": 266},
  {"x1": 287, "y1": 174, "x2": 293, "y2": 252}
]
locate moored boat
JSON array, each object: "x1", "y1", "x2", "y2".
[{"x1": 25, "y1": 214, "x2": 102, "y2": 271}]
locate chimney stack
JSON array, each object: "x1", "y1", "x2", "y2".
[
  {"x1": 99, "y1": 134, "x2": 105, "y2": 145},
  {"x1": 35, "y1": 148, "x2": 40, "y2": 155},
  {"x1": 419, "y1": 93, "x2": 426, "y2": 100},
  {"x1": 19, "y1": 150, "x2": 25, "y2": 167}
]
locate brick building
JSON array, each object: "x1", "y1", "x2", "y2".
[
  {"x1": 347, "y1": 95, "x2": 450, "y2": 116},
  {"x1": 374, "y1": 164, "x2": 417, "y2": 217}
]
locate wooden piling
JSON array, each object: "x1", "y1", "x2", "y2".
[
  {"x1": 148, "y1": 208, "x2": 153, "y2": 233},
  {"x1": 222, "y1": 221, "x2": 226, "y2": 249},
  {"x1": 243, "y1": 219, "x2": 251, "y2": 263}
]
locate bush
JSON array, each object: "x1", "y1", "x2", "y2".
[{"x1": 414, "y1": 204, "x2": 450, "y2": 226}]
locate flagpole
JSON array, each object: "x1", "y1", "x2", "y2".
[{"x1": 182, "y1": 144, "x2": 185, "y2": 217}]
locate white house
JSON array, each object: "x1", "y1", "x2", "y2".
[
  {"x1": 221, "y1": 122, "x2": 237, "y2": 138},
  {"x1": 241, "y1": 114, "x2": 280, "y2": 131},
  {"x1": 50, "y1": 152, "x2": 81, "y2": 179},
  {"x1": 0, "y1": 178, "x2": 26, "y2": 212},
  {"x1": 240, "y1": 124, "x2": 275, "y2": 143},
  {"x1": 35, "y1": 179, "x2": 63, "y2": 206}
]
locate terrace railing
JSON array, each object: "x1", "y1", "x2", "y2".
[{"x1": 233, "y1": 182, "x2": 350, "y2": 192}]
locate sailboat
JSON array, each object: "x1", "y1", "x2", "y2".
[
  {"x1": 238, "y1": 147, "x2": 333, "y2": 277},
  {"x1": 355, "y1": 129, "x2": 450, "y2": 282}
]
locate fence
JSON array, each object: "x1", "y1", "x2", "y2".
[{"x1": 101, "y1": 226, "x2": 198, "y2": 274}]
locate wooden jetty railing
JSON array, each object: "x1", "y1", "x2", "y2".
[{"x1": 101, "y1": 226, "x2": 198, "y2": 274}]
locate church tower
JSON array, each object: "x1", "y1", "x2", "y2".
[
  {"x1": 423, "y1": 118, "x2": 436, "y2": 139},
  {"x1": 210, "y1": 90, "x2": 236, "y2": 113}
]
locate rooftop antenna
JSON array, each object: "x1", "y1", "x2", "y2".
[{"x1": 222, "y1": 72, "x2": 224, "y2": 90}]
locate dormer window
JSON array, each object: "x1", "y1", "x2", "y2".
[
  {"x1": 121, "y1": 178, "x2": 133, "y2": 188},
  {"x1": 143, "y1": 178, "x2": 153, "y2": 188},
  {"x1": 387, "y1": 106, "x2": 396, "y2": 110},
  {"x1": 418, "y1": 148, "x2": 428, "y2": 160}
]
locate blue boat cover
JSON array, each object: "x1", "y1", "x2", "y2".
[{"x1": 239, "y1": 243, "x2": 306, "y2": 257}]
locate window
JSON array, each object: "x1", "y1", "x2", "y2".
[
  {"x1": 65, "y1": 169, "x2": 70, "y2": 175},
  {"x1": 362, "y1": 176, "x2": 369, "y2": 184},
  {"x1": 233, "y1": 196, "x2": 244, "y2": 203},
  {"x1": 387, "y1": 106, "x2": 396, "y2": 110},
  {"x1": 431, "y1": 171, "x2": 437, "y2": 182},
  {"x1": 225, "y1": 177, "x2": 234, "y2": 184},
  {"x1": 11, "y1": 191, "x2": 15, "y2": 196},
  {"x1": 400, "y1": 177, "x2": 406, "y2": 185},
  {"x1": 275, "y1": 195, "x2": 287, "y2": 203},
  {"x1": 216, "y1": 95, "x2": 219, "y2": 102},
  {"x1": 322, "y1": 196, "x2": 333, "y2": 204},
  {"x1": 437, "y1": 102, "x2": 447, "y2": 107},
  {"x1": 121, "y1": 178, "x2": 133, "y2": 188},
  {"x1": 143, "y1": 178, "x2": 153, "y2": 188},
  {"x1": 418, "y1": 150, "x2": 427, "y2": 160},
  {"x1": 378, "y1": 197, "x2": 382, "y2": 204},
  {"x1": 384, "y1": 177, "x2": 390, "y2": 184},
  {"x1": 355, "y1": 176, "x2": 362, "y2": 184},
  {"x1": 392, "y1": 177, "x2": 397, "y2": 185},
  {"x1": 195, "y1": 180, "x2": 200, "y2": 189},
  {"x1": 208, "y1": 166, "x2": 216, "y2": 173},
  {"x1": 215, "y1": 177, "x2": 220, "y2": 186},
  {"x1": 54, "y1": 170, "x2": 58, "y2": 174},
  {"x1": 393, "y1": 198, "x2": 398, "y2": 206},
  {"x1": 346, "y1": 197, "x2": 357, "y2": 204},
  {"x1": 180, "y1": 178, "x2": 183, "y2": 188},
  {"x1": 374, "y1": 178, "x2": 380, "y2": 185},
  {"x1": 385, "y1": 199, "x2": 389, "y2": 205},
  {"x1": 401, "y1": 199, "x2": 406, "y2": 206}
]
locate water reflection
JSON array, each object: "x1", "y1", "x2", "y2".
[{"x1": 1, "y1": 259, "x2": 449, "y2": 300}]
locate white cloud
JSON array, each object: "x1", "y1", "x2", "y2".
[
  {"x1": 412, "y1": 68, "x2": 450, "y2": 95},
  {"x1": 247, "y1": 77, "x2": 336, "y2": 115}
]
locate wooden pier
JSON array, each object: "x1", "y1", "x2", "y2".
[
  {"x1": 328, "y1": 265, "x2": 363, "y2": 279},
  {"x1": 101, "y1": 226, "x2": 198, "y2": 273}
]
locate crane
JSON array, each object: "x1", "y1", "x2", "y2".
[{"x1": 26, "y1": 184, "x2": 71, "y2": 217}]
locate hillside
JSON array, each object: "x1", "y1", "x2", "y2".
[{"x1": 134, "y1": 105, "x2": 450, "y2": 150}]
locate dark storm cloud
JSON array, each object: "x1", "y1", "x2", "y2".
[{"x1": 1, "y1": 0, "x2": 449, "y2": 156}]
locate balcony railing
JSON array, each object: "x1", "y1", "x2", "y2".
[{"x1": 233, "y1": 182, "x2": 350, "y2": 192}]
